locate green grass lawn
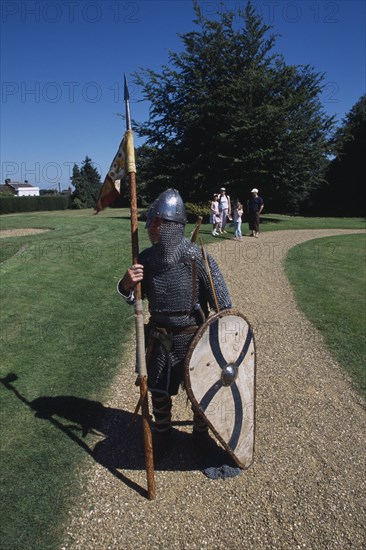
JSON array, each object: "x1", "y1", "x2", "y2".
[
  {"x1": 0, "y1": 208, "x2": 365, "y2": 549},
  {"x1": 285, "y1": 234, "x2": 366, "y2": 398},
  {"x1": 0, "y1": 209, "x2": 150, "y2": 549},
  {"x1": 258, "y1": 213, "x2": 365, "y2": 231}
]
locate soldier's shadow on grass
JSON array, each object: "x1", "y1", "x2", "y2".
[{"x1": 1, "y1": 373, "x2": 215, "y2": 498}]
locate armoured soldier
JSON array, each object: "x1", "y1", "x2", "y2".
[{"x1": 118, "y1": 189, "x2": 232, "y2": 456}]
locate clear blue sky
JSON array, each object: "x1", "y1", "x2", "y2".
[{"x1": 1, "y1": 0, "x2": 365, "y2": 190}]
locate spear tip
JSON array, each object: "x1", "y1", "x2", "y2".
[
  {"x1": 124, "y1": 74, "x2": 132, "y2": 130},
  {"x1": 124, "y1": 73, "x2": 130, "y2": 101}
]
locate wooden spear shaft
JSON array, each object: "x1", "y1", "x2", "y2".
[
  {"x1": 125, "y1": 77, "x2": 155, "y2": 500},
  {"x1": 191, "y1": 215, "x2": 203, "y2": 243}
]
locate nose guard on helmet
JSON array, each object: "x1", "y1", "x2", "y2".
[{"x1": 145, "y1": 188, "x2": 187, "y2": 228}]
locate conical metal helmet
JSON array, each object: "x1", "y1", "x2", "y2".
[{"x1": 146, "y1": 188, "x2": 187, "y2": 227}]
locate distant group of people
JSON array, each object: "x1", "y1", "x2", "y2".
[{"x1": 210, "y1": 187, "x2": 264, "y2": 239}]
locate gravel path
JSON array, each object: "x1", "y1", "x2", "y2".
[
  {"x1": 0, "y1": 228, "x2": 50, "y2": 238},
  {"x1": 62, "y1": 229, "x2": 365, "y2": 550}
]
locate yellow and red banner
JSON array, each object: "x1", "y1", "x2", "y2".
[{"x1": 95, "y1": 129, "x2": 136, "y2": 213}]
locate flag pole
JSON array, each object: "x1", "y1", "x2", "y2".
[{"x1": 124, "y1": 74, "x2": 155, "y2": 500}]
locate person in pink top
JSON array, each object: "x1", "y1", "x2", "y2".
[
  {"x1": 210, "y1": 193, "x2": 221, "y2": 236},
  {"x1": 233, "y1": 201, "x2": 244, "y2": 241}
]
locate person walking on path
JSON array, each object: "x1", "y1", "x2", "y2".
[
  {"x1": 210, "y1": 193, "x2": 220, "y2": 236},
  {"x1": 233, "y1": 201, "x2": 244, "y2": 241},
  {"x1": 218, "y1": 188, "x2": 231, "y2": 233},
  {"x1": 248, "y1": 188, "x2": 264, "y2": 237}
]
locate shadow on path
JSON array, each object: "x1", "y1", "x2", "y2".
[{"x1": 1, "y1": 373, "x2": 230, "y2": 498}]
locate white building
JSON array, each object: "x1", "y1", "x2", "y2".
[{"x1": 4, "y1": 180, "x2": 40, "y2": 196}]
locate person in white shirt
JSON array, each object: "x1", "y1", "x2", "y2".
[{"x1": 218, "y1": 187, "x2": 231, "y2": 233}]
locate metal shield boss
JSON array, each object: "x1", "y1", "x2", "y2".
[{"x1": 184, "y1": 309, "x2": 256, "y2": 469}]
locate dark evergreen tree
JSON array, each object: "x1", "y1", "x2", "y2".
[
  {"x1": 305, "y1": 95, "x2": 366, "y2": 216},
  {"x1": 134, "y1": 144, "x2": 163, "y2": 204},
  {"x1": 134, "y1": 1, "x2": 334, "y2": 212},
  {"x1": 70, "y1": 156, "x2": 102, "y2": 209},
  {"x1": 327, "y1": 95, "x2": 365, "y2": 215}
]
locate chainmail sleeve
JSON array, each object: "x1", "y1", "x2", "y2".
[
  {"x1": 196, "y1": 251, "x2": 232, "y2": 312},
  {"x1": 207, "y1": 253, "x2": 232, "y2": 310}
]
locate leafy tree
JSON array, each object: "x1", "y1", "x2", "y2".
[
  {"x1": 0, "y1": 187, "x2": 15, "y2": 197},
  {"x1": 70, "y1": 156, "x2": 101, "y2": 209},
  {"x1": 134, "y1": 1, "x2": 334, "y2": 212}
]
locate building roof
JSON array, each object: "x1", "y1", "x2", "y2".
[{"x1": 6, "y1": 182, "x2": 36, "y2": 189}]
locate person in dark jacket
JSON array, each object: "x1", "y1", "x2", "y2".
[{"x1": 247, "y1": 188, "x2": 264, "y2": 237}]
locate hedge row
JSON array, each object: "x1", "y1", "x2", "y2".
[
  {"x1": 0, "y1": 195, "x2": 70, "y2": 214},
  {"x1": 0, "y1": 195, "x2": 213, "y2": 219},
  {"x1": 185, "y1": 202, "x2": 211, "y2": 223}
]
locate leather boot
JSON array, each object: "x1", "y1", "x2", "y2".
[{"x1": 152, "y1": 395, "x2": 172, "y2": 461}]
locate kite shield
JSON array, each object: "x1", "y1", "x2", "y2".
[{"x1": 184, "y1": 309, "x2": 256, "y2": 469}]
